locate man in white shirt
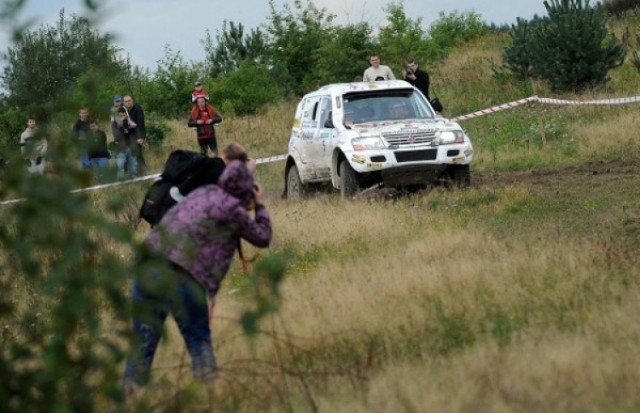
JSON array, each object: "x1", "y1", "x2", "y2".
[{"x1": 363, "y1": 54, "x2": 396, "y2": 82}]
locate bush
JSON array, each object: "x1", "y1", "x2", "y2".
[
  {"x1": 144, "y1": 112, "x2": 171, "y2": 147},
  {"x1": 210, "y1": 62, "x2": 284, "y2": 116}
]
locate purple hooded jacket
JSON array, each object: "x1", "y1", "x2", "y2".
[{"x1": 145, "y1": 160, "x2": 272, "y2": 297}]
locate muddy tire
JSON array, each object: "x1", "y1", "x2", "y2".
[
  {"x1": 340, "y1": 160, "x2": 359, "y2": 198},
  {"x1": 445, "y1": 165, "x2": 471, "y2": 189},
  {"x1": 286, "y1": 165, "x2": 307, "y2": 199}
]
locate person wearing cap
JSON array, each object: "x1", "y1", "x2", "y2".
[{"x1": 191, "y1": 80, "x2": 210, "y2": 103}]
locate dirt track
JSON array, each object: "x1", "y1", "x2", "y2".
[{"x1": 473, "y1": 159, "x2": 640, "y2": 189}]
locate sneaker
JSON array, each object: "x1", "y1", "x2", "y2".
[{"x1": 169, "y1": 186, "x2": 185, "y2": 202}]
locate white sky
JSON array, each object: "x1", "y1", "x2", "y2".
[{"x1": 0, "y1": 0, "x2": 548, "y2": 69}]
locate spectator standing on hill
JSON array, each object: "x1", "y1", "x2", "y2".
[
  {"x1": 110, "y1": 95, "x2": 123, "y2": 140},
  {"x1": 123, "y1": 95, "x2": 147, "y2": 173},
  {"x1": 363, "y1": 53, "x2": 396, "y2": 82},
  {"x1": 71, "y1": 107, "x2": 92, "y2": 169},
  {"x1": 113, "y1": 107, "x2": 139, "y2": 179},
  {"x1": 87, "y1": 119, "x2": 111, "y2": 181},
  {"x1": 188, "y1": 96, "x2": 222, "y2": 157},
  {"x1": 20, "y1": 115, "x2": 48, "y2": 175},
  {"x1": 401, "y1": 58, "x2": 430, "y2": 100},
  {"x1": 123, "y1": 159, "x2": 272, "y2": 394}
]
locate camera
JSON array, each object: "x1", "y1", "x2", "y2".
[{"x1": 406, "y1": 67, "x2": 414, "y2": 76}]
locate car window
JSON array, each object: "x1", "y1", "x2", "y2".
[{"x1": 343, "y1": 90, "x2": 434, "y2": 124}]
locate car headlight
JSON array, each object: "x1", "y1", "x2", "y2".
[
  {"x1": 351, "y1": 137, "x2": 385, "y2": 151},
  {"x1": 435, "y1": 130, "x2": 465, "y2": 145}
]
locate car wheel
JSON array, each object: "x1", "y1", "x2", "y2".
[
  {"x1": 446, "y1": 165, "x2": 471, "y2": 189},
  {"x1": 340, "y1": 160, "x2": 359, "y2": 198},
  {"x1": 286, "y1": 164, "x2": 307, "y2": 199}
]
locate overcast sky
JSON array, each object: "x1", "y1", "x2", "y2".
[{"x1": 1, "y1": 0, "x2": 548, "y2": 69}]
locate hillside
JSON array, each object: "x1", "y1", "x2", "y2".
[{"x1": 3, "y1": 13, "x2": 640, "y2": 412}]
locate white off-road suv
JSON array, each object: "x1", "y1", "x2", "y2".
[{"x1": 283, "y1": 80, "x2": 474, "y2": 198}]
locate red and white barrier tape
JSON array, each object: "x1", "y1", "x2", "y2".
[
  {"x1": 2, "y1": 94, "x2": 640, "y2": 205},
  {"x1": 451, "y1": 96, "x2": 537, "y2": 122}
]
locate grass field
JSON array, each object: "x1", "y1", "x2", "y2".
[{"x1": 3, "y1": 23, "x2": 640, "y2": 412}]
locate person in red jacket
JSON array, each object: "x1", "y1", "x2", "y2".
[{"x1": 188, "y1": 96, "x2": 221, "y2": 156}]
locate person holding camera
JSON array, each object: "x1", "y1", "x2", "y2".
[
  {"x1": 113, "y1": 106, "x2": 140, "y2": 180},
  {"x1": 123, "y1": 159, "x2": 272, "y2": 394},
  {"x1": 402, "y1": 58, "x2": 431, "y2": 101}
]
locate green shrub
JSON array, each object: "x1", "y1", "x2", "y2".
[{"x1": 210, "y1": 62, "x2": 284, "y2": 116}]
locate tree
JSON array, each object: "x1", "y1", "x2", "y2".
[
  {"x1": 209, "y1": 61, "x2": 284, "y2": 116},
  {"x1": 1, "y1": 10, "x2": 127, "y2": 115},
  {"x1": 428, "y1": 10, "x2": 489, "y2": 59},
  {"x1": 377, "y1": 2, "x2": 432, "y2": 69},
  {"x1": 314, "y1": 23, "x2": 375, "y2": 83},
  {"x1": 502, "y1": 17, "x2": 542, "y2": 81},
  {"x1": 265, "y1": 0, "x2": 335, "y2": 94},
  {"x1": 516, "y1": 0, "x2": 625, "y2": 91},
  {"x1": 203, "y1": 21, "x2": 267, "y2": 78}
]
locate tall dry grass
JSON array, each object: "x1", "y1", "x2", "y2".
[{"x1": 6, "y1": 21, "x2": 640, "y2": 412}]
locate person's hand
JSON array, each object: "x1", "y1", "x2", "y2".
[
  {"x1": 253, "y1": 182, "x2": 264, "y2": 205},
  {"x1": 137, "y1": 138, "x2": 145, "y2": 145},
  {"x1": 129, "y1": 120, "x2": 137, "y2": 128},
  {"x1": 197, "y1": 119, "x2": 204, "y2": 125},
  {"x1": 246, "y1": 158, "x2": 257, "y2": 174},
  {"x1": 206, "y1": 119, "x2": 213, "y2": 124}
]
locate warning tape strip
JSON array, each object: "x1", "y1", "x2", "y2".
[{"x1": 2, "y1": 94, "x2": 640, "y2": 206}]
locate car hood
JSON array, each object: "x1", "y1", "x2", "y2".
[{"x1": 348, "y1": 118, "x2": 461, "y2": 136}]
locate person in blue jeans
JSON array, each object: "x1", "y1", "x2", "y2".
[
  {"x1": 123, "y1": 258, "x2": 215, "y2": 387},
  {"x1": 123, "y1": 160, "x2": 272, "y2": 395},
  {"x1": 113, "y1": 106, "x2": 140, "y2": 179},
  {"x1": 87, "y1": 119, "x2": 111, "y2": 181}
]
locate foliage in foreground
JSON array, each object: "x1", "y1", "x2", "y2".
[{"x1": 0, "y1": 142, "x2": 135, "y2": 411}]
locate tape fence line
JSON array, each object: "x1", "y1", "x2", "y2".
[{"x1": 2, "y1": 94, "x2": 640, "y2": 206}]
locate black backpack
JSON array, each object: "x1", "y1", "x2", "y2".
[{"x1": 139, "y1": 150, "x2": 206, "y2": 226}]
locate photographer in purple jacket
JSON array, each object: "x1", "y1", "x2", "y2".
[{"x1": 123, "y1": 159, "x2": 272, "y2": 395}]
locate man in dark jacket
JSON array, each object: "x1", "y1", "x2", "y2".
[
  {"x1": 113, "y1": 107, "x2": 140, "y2": 179},
  {"x1": 87, "y1": 119, "x2": 111, "y2": 181},
  {"x1": 402, "y1": 58, "x2": 431, "y2": 101},
  {"x1": 71, "y1": 107, "x2": 92, "y2": 168},
  {"x1": 123, "y1": 95, "x2": 147, "y2": 172}
]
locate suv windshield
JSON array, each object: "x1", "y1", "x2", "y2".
[{"x1": 343, "y1": 89, "x2": 434, "y2": 125}]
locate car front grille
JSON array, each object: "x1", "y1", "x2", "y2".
[
  {"x1": 383, "y1": 130, "x2": 436, "y2": 146},
  {"x1": 394, "y1": 149, "x2": 438, "y2": 163}
]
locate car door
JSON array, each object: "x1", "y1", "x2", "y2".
[
  {"x1": 298, "y1": 96, "x2": 322, "y2": 177},
  {"x1": 312, "y1": 96, "x2": 333, "y2": 180}
]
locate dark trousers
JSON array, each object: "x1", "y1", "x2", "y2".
[
  {"x1": 198, "y1": 137, "x2": 218, "y2": 156},
  {"x1": 124, "y1": 261, "x2": 216, "y2": 385}
]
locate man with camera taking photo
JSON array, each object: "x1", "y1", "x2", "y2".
[{"x1": 401, "y1": 58, "x2": 431, "y2": 101}]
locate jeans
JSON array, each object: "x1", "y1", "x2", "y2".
[
  {"x1": 89, "y1": 157, "x2": 111, "y2": 182},
  {"x1": 123, "y1": 261, "x2": 216, "y2": 386},
  {"x1": 116, "y1": 149, "x2": 138, "y2": 180}
]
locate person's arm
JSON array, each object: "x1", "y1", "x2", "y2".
[
  {"x1": 187, "y1": 116, "x2": 199, "y2": 128},
  {"x1": 387, "y1": 67, "x2": 396, "y2": 80},
  {"x1": 226, "y1": 202, "x2": 272, "y2": 248}
]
